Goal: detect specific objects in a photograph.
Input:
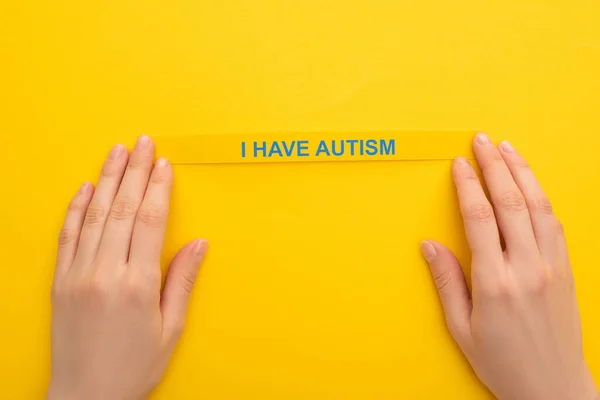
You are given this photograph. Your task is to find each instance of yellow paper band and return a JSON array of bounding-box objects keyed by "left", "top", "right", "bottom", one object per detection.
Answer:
[{"left": 152, "top": 131, "right": 476, "bottom": 165}]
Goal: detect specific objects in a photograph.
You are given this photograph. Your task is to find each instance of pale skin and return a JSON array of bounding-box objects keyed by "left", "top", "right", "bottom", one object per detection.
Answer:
[
  {"left": 48, "top": 134, "right": 598, "bottom": 400},
  {"left": 48, "top": 136, "right": 208, "bottom": 400}
]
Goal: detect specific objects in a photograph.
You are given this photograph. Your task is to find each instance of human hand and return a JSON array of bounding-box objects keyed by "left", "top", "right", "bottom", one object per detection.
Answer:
[
  {"left": 48, "top": 136, "right": 208, "bottom": 400},
  {"left": 421, "top": 133, "right": 598, "bottom": 400}
]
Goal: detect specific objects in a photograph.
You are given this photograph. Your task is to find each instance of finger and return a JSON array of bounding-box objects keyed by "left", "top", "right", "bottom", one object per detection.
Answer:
[
  {"left": 453, "top": 157, "right": 503, "bottom": 263},
  {"left": 421, "top": 240, "right": 472, "bottom": 347},
  {"left": 56, "top": 182, "right": 94, "bottom": 279},
  {"left": 98, "top": 135, "right": 155, "bottom": 264},
  {"left": 473, "top": 133, "right": 537, "bottom": 259},
  {"left": 129, "top": 158, "right": 173, "bottom": 268},
  {"left": 498, "top": 141, "right": 558, "bottom": 265},
  {"left": 161, "top": 240, "right": 208, "bottom": 344},
  {"left": 75, "top": 144, "right": 128, "bottom": 264}
]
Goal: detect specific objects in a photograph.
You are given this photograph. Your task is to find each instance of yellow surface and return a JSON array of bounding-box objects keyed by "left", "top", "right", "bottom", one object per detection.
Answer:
[{"left": 1, "top": 1, "right": 600, "bottom": 399}]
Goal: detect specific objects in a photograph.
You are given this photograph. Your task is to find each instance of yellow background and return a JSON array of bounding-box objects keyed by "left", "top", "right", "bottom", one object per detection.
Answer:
[{"left": 1, "top": 1, "right": 600, "bottom": 399}]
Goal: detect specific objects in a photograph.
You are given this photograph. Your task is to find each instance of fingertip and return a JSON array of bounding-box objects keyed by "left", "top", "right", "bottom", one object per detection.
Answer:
[
  {"left": 452, "top": 157, "right": 475, "bottom": 182},
  {"left": 69, "top": 182, "right": 94, "bottom": 209},
  {"left": 108, "top": 144, "right": 127, "bottom": 160},
  {"left": 499, "top": 140, "right": 515, "bottom": 154},
  {"left": 420, "top": 241, "right": 438, "bottom": 263},
  {"left": 474, "top": 132, "right": 491, "bottom": 146},
  {"left": 454, "top": 156, "right": 470, "bottom": 167},
  {"left": 69, "top": 182, "right": 94, "bottom": 211},
  {"left": 155, "top": 157, "right": 170, "bottom": 169},
  {"left": 135, "top": 134, "right": 152, "bottom": 150},
  {"left": 78, "top": 181, "right": 93, "bottom": 194},
  {"left": 192, "top": 239, "right": 209, "bottom": 258},
  {"left": 101, "top": 144, "right": 129, "bottom": 177},
  {"left": 149, "top": 157, "right": 173, "bottom": 184}
]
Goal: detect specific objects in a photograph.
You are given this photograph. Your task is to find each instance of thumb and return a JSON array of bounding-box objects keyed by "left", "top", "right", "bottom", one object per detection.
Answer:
[
  {"left": 421, "top": 240, "right": 472, "bottom": 346},
  {"left": 161, "top": 239, "right": 208, "bottom": 343}
]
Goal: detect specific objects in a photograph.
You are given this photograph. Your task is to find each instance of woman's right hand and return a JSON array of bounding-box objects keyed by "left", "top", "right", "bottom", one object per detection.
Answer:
[{"left": 421, "top": 133, "right": 598, "bottom": 400}]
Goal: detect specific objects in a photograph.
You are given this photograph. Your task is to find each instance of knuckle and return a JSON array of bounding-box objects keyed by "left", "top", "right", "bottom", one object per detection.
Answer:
[
  {"left": 137, "top": 203, "right": 167, "bottom": 227},
  {"left": 87, "top": 275, "right": 111, "bottom": 302},
  {"left": 58, "top": 228, "right": 80, "bottom": 247},
  {"left": 527, "top": 268, "right": 551, "bottom": 294},
  {"left": 465, "top": 203, "right": 495, "bottom": 224},
  {"left": 532, "top": 196, "right": 553, "bottom": 215},
  {"left": 498, "top": 191, "right": 527, "bottom": 213},
  {"left": 433, "top": 270, "right": 452, "bottom": 291},
  {"left": 179, "top": 270, "right": 198, "bottom": 295},
  {"left": 463, "top": 172, "right": 480, "bottom": 182},
  {"left": 110, "top": 197, "right": 138, "bottom": 221},
  {"left": 556, "top": 267, "right": 571, "bottom": 284},
  {"left": 490, "top": 151, "right": 504, "bottom": 162},
  {"left": 84, "top": 205, "right": 106, "bottom": 226}
]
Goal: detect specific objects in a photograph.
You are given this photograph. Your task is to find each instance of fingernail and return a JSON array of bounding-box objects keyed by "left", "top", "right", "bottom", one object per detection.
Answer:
[
  {"left": 108, "top": 144, "right": 124, "bottom": 160},
  {"left": 476, "top": 132, "right": 491, "bottom": 145},
  {"left": 136, "top": 135, "right": 151, "bottom": 150},
  {"left": 79, "top": 182, "right": 91, "bottom": 194},
  {"left": 454, "top": 156, "right": 468, "bottom": 166},
  {"left": 420, "top": 241, "right": 437, "bottom": 262},
  {"left": 156, "top": 157, "right": 169, "bottom": 168},
  {"left": 193, "top": 240, "right": 208, "bottom": 257},
  {"left": 500, "top": 141, "right": 515, "bottom": 153}
]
